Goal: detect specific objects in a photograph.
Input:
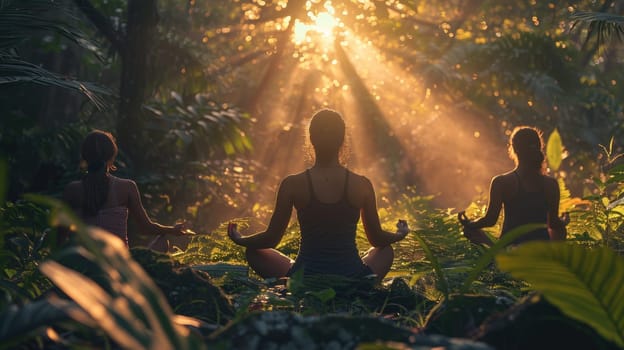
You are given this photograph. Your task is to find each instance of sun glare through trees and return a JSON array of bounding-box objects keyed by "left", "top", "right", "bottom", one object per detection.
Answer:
[
  {"left": 237, "top": 0, "right": 509, "bottom": 211},
  {"left": 2, "top": 1, "right": 624, "bottom": 348},
  {"left": 293, "top": 3, "right": 341, "bottom": 45}
]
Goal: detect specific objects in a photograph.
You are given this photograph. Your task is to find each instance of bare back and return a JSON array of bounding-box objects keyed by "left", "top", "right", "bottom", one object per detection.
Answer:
[
  {"left": 64, "top": 175, "right": 134, "bottom": 214},
  {"left": 63, "top": 175, "right": 160, "bottom": 238},
  {"left": 481, "top": 170, "right": 561, "bottom": 242}
]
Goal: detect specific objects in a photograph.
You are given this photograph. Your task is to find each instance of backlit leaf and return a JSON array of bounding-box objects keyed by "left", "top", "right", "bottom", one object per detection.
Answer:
[
  {"left": 497, "top": 242, "right": 624, "bottom": 348},
  {"left": 546, "top": 128, "right": 563, "bottom": 171}
]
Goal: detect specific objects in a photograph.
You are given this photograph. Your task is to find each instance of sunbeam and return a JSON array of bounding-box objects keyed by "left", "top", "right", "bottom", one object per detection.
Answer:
[
  {"left": 219, "top": 1, "right": 519, "bottom": 222},
  {"left": 335, "top": 33, "right": 511, "bottom": 208},
  {"left": 293, "top": 2, "right": 342, "bottom": 46},
  {"left": 251, "top": 26, "right": 512, "bottom": 210}
]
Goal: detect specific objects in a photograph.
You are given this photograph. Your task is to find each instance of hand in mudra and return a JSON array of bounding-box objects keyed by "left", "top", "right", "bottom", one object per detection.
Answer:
[
  {"left": 560, "top": 212, "right": 570, "bottom": 226},
  {"left": 396, "top": 219, "right": 409, "bottom": 241},
  {"left": 458, "top": 211, "right": 472, "bottom": 227},
  {"left": 227, "top": 222, "right": 243, "bottom": 245},
  {"left": 174, "top": 221, "right": 196, "bottom": 236},
  {"left": 458, "top": 211, "right": 493, "bottom": 246}
]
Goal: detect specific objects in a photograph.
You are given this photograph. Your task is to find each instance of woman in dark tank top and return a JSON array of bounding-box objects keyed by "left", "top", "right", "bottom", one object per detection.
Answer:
[
  {"left": 458, "top": 126, "right": 568, "bottom": 246},
  {"left": 227, "top": 109, "right": 410, "bottom": 280},
  {"left": 292, "top": 169, "right": 368, "bottom": 277}
]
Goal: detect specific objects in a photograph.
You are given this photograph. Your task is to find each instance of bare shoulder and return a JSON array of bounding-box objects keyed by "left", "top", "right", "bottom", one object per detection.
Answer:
[
  {"left": 64, "top": 180, "right": 82, "bottom": 192},
  {"left": 491, "top": 172, "right": 512, "bottom": 186},
  {"left": 499, "top": 170, "right": 517, "bottom": 179},
  {"left": 277, "top": 172, "right": 307, "bottom": 195},
  {"left": 108, "top": 176, "right": 138, "bottom": 204},
  {"left": 350, "top": 171, "right": 373, "bottom": 188},
  {"left": 110, "top": 175, "right": 136, "bottom": 189},
  {"left": 63, "top": 180, "right": 82, "bottom": 199},
  {"left": 345, "top": 171, "right": 374, "bottom": 207},
  {"left": 543, "top": 175, "right": 558, "bottom": 185},
  {"left": 281, "top": 172, "right": 305, "bottom": 186},
  {"left": 542, "top": 175, "right": 559, "bottom": 191},
  {"left": 347, "top": 170, "right": 374, "bottom": 199}
]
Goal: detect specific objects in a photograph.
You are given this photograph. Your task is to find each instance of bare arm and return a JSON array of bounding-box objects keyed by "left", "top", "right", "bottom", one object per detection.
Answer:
[
  {"left": 462, "top": 176, "right": 504, "bottom": 229},
  {"left": 545, "top": 177, "right": 567, "bottom": 240},
  {"left": 360, "top": 177, "right": 408, "bottom": 247},
  {"left": 228, "top": 176, "right": 294, "bottom": 249},
  {"left": 127, "top": 180, "right": 183, "bottom": 236}
]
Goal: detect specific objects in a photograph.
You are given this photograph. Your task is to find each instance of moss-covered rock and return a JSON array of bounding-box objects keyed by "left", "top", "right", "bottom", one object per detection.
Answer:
[
  {"left": 473, "top": 294, "right": 619, "bottom": 350},
  {"left": 207, "top": 310, "right": 493, "bottom": 349},
  {"left": 130, "top": 247, "right": 234, "bottom": 324},
  {"left": 424, "top": 294, "right": 513, "bottom": 337}
]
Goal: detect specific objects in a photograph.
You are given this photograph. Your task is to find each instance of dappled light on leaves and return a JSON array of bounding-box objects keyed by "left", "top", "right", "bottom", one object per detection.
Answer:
[{"left": 4, "top": 2, "right": 624, "bottom": 348}]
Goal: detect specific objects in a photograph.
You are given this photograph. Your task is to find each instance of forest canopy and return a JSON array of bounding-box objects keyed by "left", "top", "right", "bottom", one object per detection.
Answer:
[{"left": 1, "top": 1, "right": 624, "bottom": 349}]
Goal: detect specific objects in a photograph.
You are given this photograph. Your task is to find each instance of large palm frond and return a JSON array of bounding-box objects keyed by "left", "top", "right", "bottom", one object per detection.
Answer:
[
  {"left": 0, "top": 0, "right": 109, "bottom": 106},
  {"left": 571, "top": 11, "right": 624, "bottom": 46}
]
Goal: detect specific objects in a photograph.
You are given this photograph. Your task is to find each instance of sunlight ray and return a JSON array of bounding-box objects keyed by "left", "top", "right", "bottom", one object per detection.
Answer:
[
  {"left": 336, "top": 33, "right": 511, "bottom": 207},
  {"left": 244, "top": 20, "right": 513, "bottom": 212}
]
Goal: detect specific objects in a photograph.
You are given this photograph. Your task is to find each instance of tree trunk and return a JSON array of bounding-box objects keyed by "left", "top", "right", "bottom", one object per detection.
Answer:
[{"left": 117, "top": 0, "right": 159, "bottom": 167}]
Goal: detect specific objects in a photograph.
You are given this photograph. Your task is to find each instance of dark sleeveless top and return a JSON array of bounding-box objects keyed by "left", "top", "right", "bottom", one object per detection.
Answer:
[
  {"left": 501, "top": 171, "right": 549, "bottom": 244},
  {"left": 288, "top": 169, "right": 372, "bottom": 277}
]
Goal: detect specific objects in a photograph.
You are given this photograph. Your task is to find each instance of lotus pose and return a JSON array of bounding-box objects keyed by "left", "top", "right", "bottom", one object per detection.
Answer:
[
  {"left": 62, "top": 130, "right": 187, "bottom": 246},
  {"left": 228, "top": 109, "right": 409, "bottom": 280},
  {"left": 458, "top": 126, "right": 568, "bottom": 246}
]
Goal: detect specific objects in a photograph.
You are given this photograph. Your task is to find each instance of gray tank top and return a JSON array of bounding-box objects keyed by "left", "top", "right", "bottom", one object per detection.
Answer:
[{"left": 289, "top": 169, "right": 371, "bottom": 277}]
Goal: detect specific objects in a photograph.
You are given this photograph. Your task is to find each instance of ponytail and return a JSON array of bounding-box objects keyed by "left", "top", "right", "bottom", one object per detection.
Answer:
[
  {"left": 82, "top": 166, "right": 109, "bottom": 216},
  {"left": 80, "top": 130, "right": 118, "bottom": 216}
]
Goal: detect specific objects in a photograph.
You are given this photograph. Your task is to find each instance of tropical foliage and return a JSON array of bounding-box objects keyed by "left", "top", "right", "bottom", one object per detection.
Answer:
[
  {"left": 497, "top": 242, "right": 624, "bottom": 348},
  {"left": 1, "top": 0, "right": 624, "bottom": 349}
]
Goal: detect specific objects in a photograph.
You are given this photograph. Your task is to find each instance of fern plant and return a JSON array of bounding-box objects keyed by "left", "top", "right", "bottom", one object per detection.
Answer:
[
  {"left": 27, "top": 195, "right": 206, "bottom": 350},
  {"left": 566, "top": 138, "right": 624, "bottom": 249}
]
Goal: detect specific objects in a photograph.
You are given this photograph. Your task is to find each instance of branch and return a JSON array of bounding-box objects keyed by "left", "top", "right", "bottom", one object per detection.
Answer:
[{"left": 72, "top": 0, "right": 124, "bottom": 52}]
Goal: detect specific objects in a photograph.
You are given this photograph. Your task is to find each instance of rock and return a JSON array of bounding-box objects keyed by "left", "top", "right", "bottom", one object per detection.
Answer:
[
  {"left": 473, "top": 293, "right": 620, "bottom": 350},
  {"left": 424, "top": 294, "right": 513, "bottom": 337},
  {"left": 130, "top": 247, "right": 234, "bottom": 324},
  {"left": 208, "top": 310, "right": 493, "bottom": 349}
]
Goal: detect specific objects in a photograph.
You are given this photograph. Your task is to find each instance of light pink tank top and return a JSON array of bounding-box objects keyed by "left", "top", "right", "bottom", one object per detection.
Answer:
[{"left": 83, "top": 176, "right": 129, "bottom": 245}]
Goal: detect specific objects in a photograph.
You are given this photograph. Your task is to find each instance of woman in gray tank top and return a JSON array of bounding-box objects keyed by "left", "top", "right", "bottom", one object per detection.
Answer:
[{"left": 228, "top": 109, "right": 410, "bottom": 281}]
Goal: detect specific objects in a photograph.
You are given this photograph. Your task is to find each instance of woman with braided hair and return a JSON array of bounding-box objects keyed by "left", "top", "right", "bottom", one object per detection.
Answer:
[
  {"left": 62, "top": 130, "right": 187, "bottom": 247},
  {"left": 458, "top": 126, "right": 568, "bottom": 246}
]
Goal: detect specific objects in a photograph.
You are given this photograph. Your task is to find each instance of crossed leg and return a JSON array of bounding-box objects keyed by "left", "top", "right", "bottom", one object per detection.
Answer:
[
  {"left": 245, "top": 248, "right": 294, "bottom": 278},
  {"left": 362, "top": 245, "right": 394, "bottom": 281},
  {"left": 246, "top": 246, "right": 393, "bottom": 281}
]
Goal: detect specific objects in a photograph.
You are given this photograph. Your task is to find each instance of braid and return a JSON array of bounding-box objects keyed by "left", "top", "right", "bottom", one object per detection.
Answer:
[{"left": 80, "top": 130, "right": 118, "bottom": 216}]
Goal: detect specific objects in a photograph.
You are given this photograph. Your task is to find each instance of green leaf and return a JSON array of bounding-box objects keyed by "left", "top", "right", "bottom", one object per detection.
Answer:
[
  {"left": 0, "top": 298, "right": 78, "bottom": 344},
  {"left": 306, "top": 288, "right": 336, "bottom": 303},
  {"left": 27, "top": 195, "right": 204, "bottom": 349},
  {"left": 412, "top": 230, "right": 449, "bottom": 299},
  {"left": 497, "top": 242, "right": 624, "bottom": 348},
  {"left": 460, "top": 223, "right": 545, "bottom": 294},
  {"left": 40, "top": 260, "right": 149, "bottom": 350},
  {"left": 546, "top": 128, "right": 563, "bottom": 171}
]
